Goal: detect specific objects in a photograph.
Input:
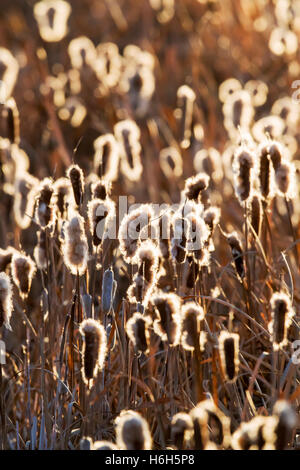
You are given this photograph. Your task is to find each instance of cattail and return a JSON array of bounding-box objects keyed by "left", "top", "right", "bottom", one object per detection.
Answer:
[
  {"left": 53, "top": 177, "right": 71, "bottom": 218},
  {"left": 34, "top": 229, "right": 47, "bottom": 270},
  {"left": 170, "top": 413, "right": 193, "bottom": 450},
  {"left": 115, "top": 410, "right": 152, "bottom": 450},
  {"left": 126, "top": 312, "right": 151, "bottom": 353},
  {"left": 35, "top": 177, "right": 56, "bottom": 229},
  {"left": 159, "top": 147, "right": 183, "bottom": 179},
  {"left": 227, "top": 231, "right": 245, "bottom": 280},
  {"left": 87, "top": 198, "right": 116, "bottom": 247},
  {"left": 79, "top": 318, "right": 107, "bottom": 384},
  {"left": 268, "top": 140, "right": 284, "bottom": 172},
  {"left": 114, "top": 120, "right": 143, "bottom": 182},
  {"left": 95, "top": 42, "right": 121, "bottom": 89},
  {"left": 93, "top": 134, "right": 119, "bottom": 182},
  {"left": 249, "top": 191, "right": 263, "bottom": 238},
  {"left": 257, "top": 143, "right": 274, "bottom": 202},
  {"left": 223, "top": 90, "right": 254, "bottom": 139},
  {"left": 68, "top": 36, "right": 97, "bottom": 69},
  {"left": 67, "top": 164, "right": 84, "bottom": 207},
  {"left": 273, "top": 400, "right": 297, "bottom": 450},
  {"left": 193, "top": 148, "right": 223, "bottom": 184},
  {"left": 11, "top": 252, "right": 36, "bottom": 299},
  {"left": 198, "top": 399, "right": 231, "bottom": 448},
  {"left": 231, "top": 421, "right": 256, "bottom": 450},
  {"left": 93, "top": 441, "right": 118, "bottom": 450},
  {"left": 92, "top": 179, "right": 112, "bottom": 200},
  {"left": 136, "top": 240, "right": 160, "bottom": 285},
  {"left": 269, "top": 292, "right": 295, "bottom": 350},
  {"left": 177, "top": 85, "right": 196, "bottom": 149},
  {"left": 186, "top": 211, "right": 210, "bottom": 265},
  {"left": 189, "top": 404, "right": 209, "bottom": 450},
  {"left": 0, "top": 272, "right": 13, "bottom": 329},
  {"left": 14, "top": 173, "right": 39, "bottom": 229},
  {"left": 181, "top": 302, "right": 205, "bottom": 351},
  {"left": 34, "top": 0, "right": 71, "bottom": 42},
  {"left": 152, "top": 292, "right": 182, "bottom": 346},
  {"left": 219, "top": 78, "right": 242, "bottom": 104},
  {"left": 102, "top": 267, "right": 114, "bottom": 314},
  {"left": 183, "top": 173, "right": 209, "bottom": 202},
  {"left": 118, "top": 205, "right": 155, "bottom": 263},
  {"left": 244, "top": 80, "right": 268, "bottom": 107},
  {"left": 233, "top": 146, "right": 255, "bottom": 203},
  {"left": 218, "top": 331, "right": 240, "bottom": 382},
  {"left": 62, "top": 212, "right": 88, "bottom": 275},
  {"left": 275, "top": 160, "right": 296, "bottom": 199}
]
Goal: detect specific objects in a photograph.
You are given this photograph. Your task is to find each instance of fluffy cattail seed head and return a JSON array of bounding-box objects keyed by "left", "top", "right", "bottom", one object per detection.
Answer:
[
  {"left": 88, "top": 198, "right": 116, "bottom": 247},
  {"left": 115, "top": 410, "right": 152, "bottom": 450},
  {"left": 54, "top": 177, "right": 71, "bottom": 218},
  {"left": 181, "top": 302, "right": 205, "bottom": 351},
  {"left": 11, "top": 252, "right": 36, "bottom": 299},
  {"left": 273, "top": 400, "right": 297, "bottom": 450},
  {"left": 93, "top": 133, "right": 119, "bottom": 182},
  {"left": 67, "top": 164, "right": 84, "bottom": 207},
  {"left": 269, "top": 292, "right": 295, "bottom": 350},
  {"left": 35, "top": 177, "right": 56, "bottom": 230},
  {"left": 257, "top": 143, "right": 274, "bottom": 202},
  {"left": 126, "top": 312, "right": 151, "bottom": 353},
  {"left": 218, "top": 331, "right": 240, "bottom": 382},
  {"left": 92, "top": 179, "right": 112, "bottom": 201},
  {"left": 152, "top": 292, "right": 182, "bottom": 346},
  {"left": 34, "top": 229, "right": 47, "bottom": 270},
  {"left": 183, "top": 173, "right": 209, "bottom": 202},
  {"left": 0, "top": 272, "right": 13, "bottom": 329},
  {"left": 233, "top": 146, "right": 255, "bottom": 203},
  {"left": 79, "top": 319, "right": 107, "bottom": 384},
  {"left": 63, "top": 212, "right": 88, "bottom": 275}
]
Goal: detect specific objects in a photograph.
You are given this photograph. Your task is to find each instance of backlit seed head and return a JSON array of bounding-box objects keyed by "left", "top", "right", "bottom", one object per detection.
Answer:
[
  {"left": 189, "top": 404, "right": 209, "bottom": 450},
  {"left": 118, "top": 205, "right": 155, "bottom": 263},
  {"left": 159, "top": 147, "right": 183, "bottom": 179},
  {"left": 87, "top": 198, "right": 116, "bottom": 247},
  {"left": 181, "top": 302, "right": 205, "bottom": 351},
  {"left": 79, "top": 319, "right": 107, "bottom": 384},
  {"left": 198, "top": 399, "right": 231, "bottom": 448},
  {"left": 136, "top": 240, "right": 160, "bottom": 285},
  {"left": 35, "top": 177, "right": 56, "bottom": 230},
  {"left": 115, "top": 410, "right": 152, "bottom": 450},
  {"left": 53, "top": 177, "right": 71, "bottom": 218},
  {"left": 67, "top": 164, "right": 84, "bottom": 207},
  {"left": 126, "top": 312, "right": 151, "bottom": 353},
  {"left": 62, "top": 212, "right": 88, "bottom": 275},
  {"left": 34, "top": 0, "right": 71, "bottom": 42},
  {"left": 11, "top": 252, "right": 36, "bottom": 299},
  {"left": 152, "top": 292, "right": 182, "bottom": 346},
  {"left": 257, "top": 142, "right": 275, "bottom": 202},
  {"left": 269, "top": 292, "right": 295, "bottom": 350},
  {"left": 273, "top": 400, "right": 297, "bottom": 450},
  {"left": 114, "top": 120, "right": 143, "bottom": 182},
  {"left": 218, "top": 331, "right": 240, "bottom": 382},
  {"left": 183, "top": 173, "right": 210, "bottom": 201},
  {"left": 91, "top": 179, "right": 112, "bottom": 201},
  {"left": 233, "top": 146, "right": 255, "bottom": 203},
  {"left": 93, "top": 134, "right": 119, "bottom": 182}
]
